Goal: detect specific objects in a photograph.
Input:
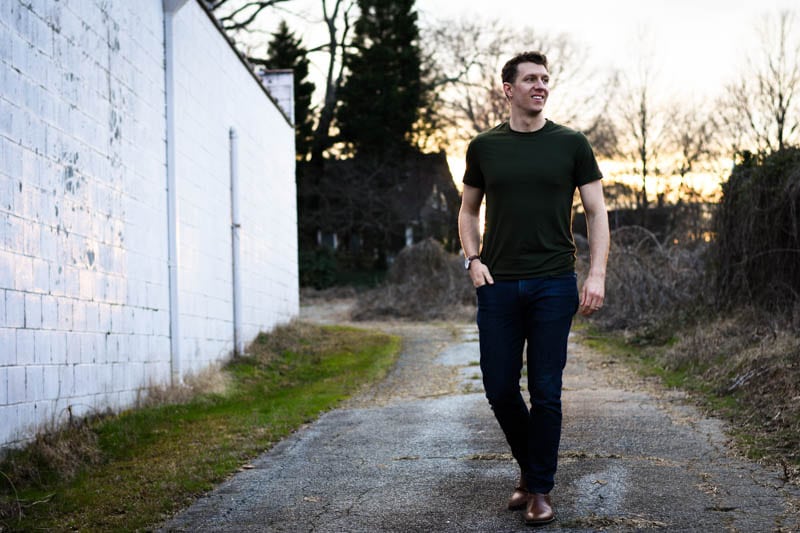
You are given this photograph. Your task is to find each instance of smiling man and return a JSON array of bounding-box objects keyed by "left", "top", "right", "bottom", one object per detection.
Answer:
[{"left": 458, "top": 51, "right": 609, "bottom": 526}]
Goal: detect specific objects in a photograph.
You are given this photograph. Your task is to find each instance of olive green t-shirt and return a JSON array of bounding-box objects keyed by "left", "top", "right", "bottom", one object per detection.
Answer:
[{"left": 463, "top": 120, "right": 602, "bottom": 280}]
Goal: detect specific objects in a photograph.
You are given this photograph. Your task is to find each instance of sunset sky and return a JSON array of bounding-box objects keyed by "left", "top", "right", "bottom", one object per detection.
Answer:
[
  {"left": 244, "top": 0, "right": 798, "bottom": 193},
  {"left": 420, "top": 0, "right": 798, "bottom": 99},
  {"left": 260, "top": 0, "right": 798, "bottom": 101}
]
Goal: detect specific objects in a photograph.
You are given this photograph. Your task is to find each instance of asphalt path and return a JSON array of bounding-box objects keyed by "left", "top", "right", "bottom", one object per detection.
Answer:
[{"left": 159, "top": 313, "right": 800, "bottom": 532}]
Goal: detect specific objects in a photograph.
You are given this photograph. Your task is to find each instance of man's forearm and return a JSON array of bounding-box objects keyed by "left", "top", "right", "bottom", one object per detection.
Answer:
[
  {"left": 458, "top": 210, "right": 482, "bottom": 257},
  {"left": 585, "top": 210, "right": 610, "bottom": 277}
]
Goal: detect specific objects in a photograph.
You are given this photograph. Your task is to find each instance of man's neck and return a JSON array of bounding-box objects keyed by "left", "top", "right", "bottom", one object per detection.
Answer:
[{"left": 508, "top": 113, "right": 546, "bottom": 133}]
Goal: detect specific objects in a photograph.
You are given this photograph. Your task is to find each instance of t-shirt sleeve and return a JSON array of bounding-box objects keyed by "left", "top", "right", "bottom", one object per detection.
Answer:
[
  {"left": 573, "top": 132, "right": 603, "bottom": 187},
  {"left": 463, "top": 139, "right": 485, "bottom": 189}
]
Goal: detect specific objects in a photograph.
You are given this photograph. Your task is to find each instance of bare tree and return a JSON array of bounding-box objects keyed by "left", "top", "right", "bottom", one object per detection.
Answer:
[
  {"left": 614, "top": 61, "right": 665, "bottom": 212},
  {"left": 204, "top": 0, "right": 293, "bottom": 31},
  {"left": 205, "top": 0, "right": 355, "bottom": 164},
  {"left": 421, "top": 18, "right": 608, "bottom": 147},
  {"left": 309, "top": 0, "right": 355, "bottom": 165},
  {"left": 666, "top": 102, "right": 719, "bottom": 192},
  {"left": 660, "top": 103, "right": 720, "bottom": 241},
  {"left": 719, "top": 10, "right": 800, "bottom": 155}
]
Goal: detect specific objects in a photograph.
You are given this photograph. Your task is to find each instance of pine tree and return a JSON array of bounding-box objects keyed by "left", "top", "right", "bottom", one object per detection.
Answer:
[
  {"left": 337, "top": 0, "right": 423, "bottom": 157},
  {"left": 266, "top": 20, "right": 315, "bottom": 159}
]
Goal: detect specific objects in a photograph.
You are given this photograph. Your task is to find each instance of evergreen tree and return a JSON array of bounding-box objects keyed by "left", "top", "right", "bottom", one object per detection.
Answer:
[
  {"left": 337, "top": 0, "right": 423, "bottom": 156},
  {"left": 266, "top": 20, "right": 315, "bottom": 159}
]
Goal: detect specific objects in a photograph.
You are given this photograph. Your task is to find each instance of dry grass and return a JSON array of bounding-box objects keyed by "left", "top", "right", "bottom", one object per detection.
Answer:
[
  {"left": 351, "top": 238, "right": 475, "bottom": 321},
  {"left": 661, "top": 309, "right": 800, "bottom": 472},
  {"left": 299, "top": 285, "right": 359, "bottom": 302},
  {"left": 579, "top": 226, "right": 710, "bottom": 335},
  {"left": 248, "top": 320, "right": 372, "bottom": 362},
  {"left": 139, "top": 364, "right": 231, "bottom": 408},
  {"left": 0, "top": 417, "right": 102, "bottom": 489}
]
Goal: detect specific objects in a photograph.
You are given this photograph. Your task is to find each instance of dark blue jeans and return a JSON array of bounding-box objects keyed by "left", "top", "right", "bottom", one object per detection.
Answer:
[{"left": 476, "top": 273, "right": 579, "bottom": 494}]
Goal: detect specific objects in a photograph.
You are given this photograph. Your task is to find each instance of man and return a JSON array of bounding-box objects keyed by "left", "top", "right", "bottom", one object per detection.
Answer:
[{"left": 458, "top": 51, "right": 609, "bottom": 526}]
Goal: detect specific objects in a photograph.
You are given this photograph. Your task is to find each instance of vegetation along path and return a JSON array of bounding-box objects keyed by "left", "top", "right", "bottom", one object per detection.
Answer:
[{"left": 159, "top": 305, "right": 800, "bottom": 532}]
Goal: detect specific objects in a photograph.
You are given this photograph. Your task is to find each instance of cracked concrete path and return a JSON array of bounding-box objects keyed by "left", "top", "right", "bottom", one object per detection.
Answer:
[{"left": 159, "top": 313, "right": 800, "bottom": 532}]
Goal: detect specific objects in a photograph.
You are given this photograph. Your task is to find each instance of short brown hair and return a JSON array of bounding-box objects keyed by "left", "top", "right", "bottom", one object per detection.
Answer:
[{"left": 501, "top": 51, "right": 549, "bottom": 84}]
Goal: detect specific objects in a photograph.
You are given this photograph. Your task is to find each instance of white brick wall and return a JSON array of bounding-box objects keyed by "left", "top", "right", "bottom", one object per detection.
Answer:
[{"left": 0, "top": 0, "right": 298, "bottom": 450}]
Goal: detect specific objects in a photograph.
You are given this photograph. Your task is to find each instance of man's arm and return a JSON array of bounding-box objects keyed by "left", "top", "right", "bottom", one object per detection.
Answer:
[
  {"left": 577, "top": 179, "right": 610, "bottom": 316},
  {"left": 458, "top": 184, "right": 494, "bottom": 287}
]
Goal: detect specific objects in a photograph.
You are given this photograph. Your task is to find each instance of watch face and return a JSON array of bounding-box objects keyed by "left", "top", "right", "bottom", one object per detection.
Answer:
[{"left": 464, "top": 257, "right": 471, "bottom": 270}]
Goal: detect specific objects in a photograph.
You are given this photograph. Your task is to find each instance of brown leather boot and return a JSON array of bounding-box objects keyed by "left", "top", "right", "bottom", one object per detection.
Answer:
[
  {"left": 507, "top": 474, "right": 528, "bottom": 510},
  {"left": 524, "top": 492, "right": 555, "bottom": 525}
]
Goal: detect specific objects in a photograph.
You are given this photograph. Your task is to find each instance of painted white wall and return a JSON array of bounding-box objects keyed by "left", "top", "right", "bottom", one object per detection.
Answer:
[{"left": 0, "top": 0, "right": 298, "bottom": 450}]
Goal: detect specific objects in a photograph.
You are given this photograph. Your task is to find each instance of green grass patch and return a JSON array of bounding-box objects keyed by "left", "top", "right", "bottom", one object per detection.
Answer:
[
  {"left": 0, "top": 322, "right": 400, "bottom": 532},
  {"left": 578, "top": 323, "right": 724, "bottom": 397}
]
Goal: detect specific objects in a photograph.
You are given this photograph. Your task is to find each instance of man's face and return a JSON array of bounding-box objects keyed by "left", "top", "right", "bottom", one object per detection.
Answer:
[{"left": 503, "top": 62, "right": 549, "bottom": 115}]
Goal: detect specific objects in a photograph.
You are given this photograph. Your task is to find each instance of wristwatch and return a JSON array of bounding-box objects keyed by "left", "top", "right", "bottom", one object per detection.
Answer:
[{"left": 464, "top": 254, "right": 480, "bottom": 270}]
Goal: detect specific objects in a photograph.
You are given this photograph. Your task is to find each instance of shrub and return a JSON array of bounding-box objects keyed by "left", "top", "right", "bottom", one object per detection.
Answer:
[
  {"left": 299, "top": 247, "right": 338, "bottom": 289},
  {"left": 714, "top": 148, "right": 800, "bottom": 312},
  {"left": 581, "top": 226, "right": 710, "bottom": 333},
  {"left": 351, "top": 238, "right": 474, "bottom": 321}
]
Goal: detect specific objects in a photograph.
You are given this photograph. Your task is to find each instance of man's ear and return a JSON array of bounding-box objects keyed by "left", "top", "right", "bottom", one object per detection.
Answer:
[{"left": 502, "top": 82, "right": 512, "bottom": 100}]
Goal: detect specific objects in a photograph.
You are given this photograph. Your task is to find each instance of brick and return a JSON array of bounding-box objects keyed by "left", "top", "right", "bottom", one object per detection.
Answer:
[
  {"left": 85, "top": 301, "right": 99, "bottom": 332},
  {"left": 7, "top": 365, "right": 25, "bottom": 404},
  {"left": 65, "top": 329, "right": 80, "bottom": 359},
  {"left": 41, "top": 294, "right": 58, "bottom": 329},
  {"left": 42, "top": 365, "right": 59, "bottom": 400},
  {"left": 98, "top": 302, "right": 112, "bottom": 333},
  {"left": 96, "top": 363, "right": 111, "bottom": 392},
  {"left": 49, "top": 331, "right": 66, "bottom": 364},
  {"left": 15, "top": 402, "right": 37, "bottom": 441},
  {"left": 25, "top": 365, "right": 43, "bottom": 402},
  {"left": 24, "top": 293, "right": 42, "bottom": 328},
  {"left": 39, "top": 225, "right": 58, "bottom": 262},
  {"left": 0, "top": 366, "right": 7, "bottom": 404},
  {"left": 32, "top": 257, "right": 49, "bottom": 293},
  {"left": 94, "top": 332, "right": 107, "bottom": 363},
  {"left": 58, "top": 364, "right": 74, "bottom": 397},
  {"left": 63, "top": 265, "right": 80, "bottom": 298},
  {"left": 111, "top": 305, "right": 125, "bottom": 333},
  {"left": 0, "top": 328, "right": 15, "bottom": 365},
  {"left": 73, "top": 364, "right": 96, "bottom": 396},
  {"left": 0, "top": 249, "right": 13, "bottom": 289},
  {"left": 0, "top": 406, "right": 14, "bottom": 445},
  {"left": 79, "top": 333, "right": 96, "bottom": 363},
  {"left": 127, "top": 362, "right": 144, "bottom": 391},
  {"left": 57, "top": 297, "right": 73, "bottom": 330},
  {"left": 33, "top": 330, "right": 51, "bottom": 363},
  {"left": 72, "top": 299, "right": 86, "bottom": 330},
  {"left": 49, "top": 262, "right": 65, "bottom": 297},
  {"left": 22, "top": 219, "right": 40, "bottom": 256},
  {"left": 15, "top": 328, "right": 35, "bottom": 364},
  {"left": 34, "top": 400, "right": 54, "bottom": 430},
  {"left": 67, "top": 398, "right": 93, "bottom": 420},
  {"left": 5, "top": 290, "right": 24, "bottom": 328},
  {"left": 13, "top": 254, "right": 33, "bottom": 292}
]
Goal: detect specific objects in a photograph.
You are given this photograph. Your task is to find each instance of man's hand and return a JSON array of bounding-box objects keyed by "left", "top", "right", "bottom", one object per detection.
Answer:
[
  {"left": 578, "top": 273, "right": 605, "bottom": 316},
  {"left": 468, "top": 260, "right": 494, "bottom": 288}
]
